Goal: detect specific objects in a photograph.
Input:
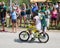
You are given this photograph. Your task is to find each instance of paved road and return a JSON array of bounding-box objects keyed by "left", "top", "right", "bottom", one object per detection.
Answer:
[{"left": 0, "top": 30, "right": 60, "bottom": 48}]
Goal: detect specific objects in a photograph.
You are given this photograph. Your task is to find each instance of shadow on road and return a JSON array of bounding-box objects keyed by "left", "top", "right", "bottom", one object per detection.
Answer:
[{"left": 14, "top": 39, "right": 42, "bottom": 43}]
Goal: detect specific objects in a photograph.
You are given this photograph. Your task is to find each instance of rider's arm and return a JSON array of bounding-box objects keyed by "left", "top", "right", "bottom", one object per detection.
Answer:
[{"left": 33, "top": 19, "right": 36, "bottom": 25}]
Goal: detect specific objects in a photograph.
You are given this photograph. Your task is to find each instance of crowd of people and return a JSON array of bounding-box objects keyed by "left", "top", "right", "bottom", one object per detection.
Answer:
[{"left": 0, "top": 1, "right": 60, "bottom": 32}]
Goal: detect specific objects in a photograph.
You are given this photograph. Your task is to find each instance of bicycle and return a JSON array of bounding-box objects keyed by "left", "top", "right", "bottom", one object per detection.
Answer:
[{"left": 19, "top": 22, "right": 49, "bottom": 43}]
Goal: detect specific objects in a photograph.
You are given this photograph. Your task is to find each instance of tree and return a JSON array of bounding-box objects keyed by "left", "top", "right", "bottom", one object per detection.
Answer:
[
  {"left": 50, "top": 0, "right": 59, "bottom": 2},
  {"left": 0, "top": 0, "right": 8, "bottom": 6},
  {"left": 19, "top": 0, "right": 30, "bottom": 5}
]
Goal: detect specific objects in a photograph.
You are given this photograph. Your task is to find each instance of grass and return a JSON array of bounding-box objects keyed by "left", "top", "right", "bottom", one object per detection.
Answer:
[{"left": 0, "top": 18, "right": 60, "bottom": 30}]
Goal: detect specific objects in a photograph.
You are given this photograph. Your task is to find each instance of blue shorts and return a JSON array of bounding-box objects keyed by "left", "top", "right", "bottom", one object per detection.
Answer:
[
  {"left": 1, "top": 18, "right": 5, "bottom": 24},
  {"left": 21, "top": 12, "right": 26, "bottom": 16},
  {"left": 12, "top": 19, "right": 16, "bottom": 23}
]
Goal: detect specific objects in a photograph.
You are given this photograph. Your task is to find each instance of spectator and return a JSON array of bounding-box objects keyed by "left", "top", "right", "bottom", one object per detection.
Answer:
[
  {"left": 45, "top": 6, "right": 51, "bottom": 28},
  {"left": 54, "top": 3, "right": 58, "bottom": 9},
  {"left": 20, "top": 3, "right": 27, "bottom": 27},
  {"left": 32, "top": 3, "right": 38, "bottom": 13},
  {"left": 31, "top": 3, "right": 38, "bottom": 21},
  {"left": 51, "top": 7, "right": 58, "bottom": 26},
  {"left": 16, "top": 6, "right": 21, "bottom": 27},
  {"left": 0, "top": 2, "right": 2, "bottom": 21},
  {"left": 11, "top": 8, "right": 17, "bottom": 32},
  {"left": 57, "top": 3, "right": 60, "bottom": 25},
  {"left": 26, "top": 5, "right": 31, "bottom": 23},
  {"left": 9, "top": 3, "right": 17, "bottom": 26},
  {"left": 0, "top": 2, "right": 6, "bottom": 31}
]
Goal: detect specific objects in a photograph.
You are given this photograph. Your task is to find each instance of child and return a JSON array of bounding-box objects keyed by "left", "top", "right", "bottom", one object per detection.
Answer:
[
  {"left": 11, "top": 8, "right": 17, "bottom": 32},
  {"left": 29, "top": 11, "right": 41, "bottom": 41},
  {"left": 33, "top": 12, "right": 41, "bottom": 33}
]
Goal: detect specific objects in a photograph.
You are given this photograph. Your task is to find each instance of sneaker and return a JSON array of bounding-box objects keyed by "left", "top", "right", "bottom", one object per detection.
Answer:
[
  {"left": 0, "top": 30, "right": 3, "bottom": 32},
  {"left": 30, "top": 34, "right": 34, "bottom": 38},
  {"left": 29, "top": 38, "right": 35, "bottom": 42},
  {"left": 42, "top": 34, "right": 46, "bottom": 39},
  {"left": 2, "top": 30, "right": 8, "bottom": 32}
]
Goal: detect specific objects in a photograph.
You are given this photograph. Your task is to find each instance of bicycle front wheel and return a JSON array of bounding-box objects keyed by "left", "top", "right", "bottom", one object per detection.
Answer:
[{"left": 38, "top": 32, "right": 49, "bottom": 43}]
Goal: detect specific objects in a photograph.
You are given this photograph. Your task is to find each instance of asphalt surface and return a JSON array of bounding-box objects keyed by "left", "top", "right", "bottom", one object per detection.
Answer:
[{"left": 0, "top": 29, "right": 60, "bottom": 48}]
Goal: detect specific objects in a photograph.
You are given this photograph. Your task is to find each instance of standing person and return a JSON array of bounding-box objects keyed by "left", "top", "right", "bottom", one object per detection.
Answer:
[
  {"left": 31, "top": 3, "right": 38, "bottom": 21},
  {"left": 38, "top": 6, "right": 42, "bottom": 19},
  {"left": 0, "top": 2, "right": 2, "bottom": 31},
  {"left": 49, "top": 3, "right": 53, "bottom": 11},
  {"left": 32, "top": 3, "right": 38, "bottom": 13},
  {"left": 54, "top": 3, "right": 58, "bottom": 9},
  {"left": 45, "top": 6, "right": 51, "bottom": 28},
  {"left": 0, "top": 2, "right": 6, "bottom": 31},
  {"left": 26, "top": 5, "right": 31, "bottom": 24},
  {"left": 57, "top": 3, "right": 60, "bottom": 25},
  {"left": 51, "top": 7, "right": 58, "bottom": 26},
  {"left": 9, "top": 3, "right": 17, "bottom": 27},
  {"left": 20, "top": 3, "right": 27, "bottom": 27},
  {"left": 38, "top": 6, "right": 41, "bottom": 13},
  {"left": 0, "top": 2, "right": 2, "bottom": 22},
  {"left": 11, "top": 8, "right": 17, "bottom": 32},
  {"left": 40, "top": 11, "right": 47, "bottom": 35},
  {"left": 16, "top": 6, "right": 21, "bottom": 27}
]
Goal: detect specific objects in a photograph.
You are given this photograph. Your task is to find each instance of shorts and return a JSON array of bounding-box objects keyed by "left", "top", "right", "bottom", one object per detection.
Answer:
[
  {"left": 1, "top": 18, "right": 5, "bottom": 24},
  {"left": 21, "top": 11, "right": 26, "bottom": 16},
  {"left": 12, "top": 19, "right": 16, "bottom": 23},
  {"left": 51, "top": 17, "right": 57, "bottom": 21}
]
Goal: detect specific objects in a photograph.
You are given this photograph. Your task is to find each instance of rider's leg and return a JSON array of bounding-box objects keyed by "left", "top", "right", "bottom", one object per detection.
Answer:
[{"left": 43, "top": 26, "right": 47, "bottom": 37}]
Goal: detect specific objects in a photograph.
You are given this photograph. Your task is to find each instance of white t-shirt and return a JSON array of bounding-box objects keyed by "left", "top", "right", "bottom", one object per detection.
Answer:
[
  {"left": 34, "top": 16, "right": 41, "bottom": 31},
  {"left": 34, "top": 16, "right": 41, "bottom": 25},
  {"left": 54, "top": 4, "right": 58, "bottom": 9},
  {"left": 45, "top": 9, "right": 50, "bottom": 18},
  {"left": 38, "top": 13, "right": 41, "bottom": 17}
]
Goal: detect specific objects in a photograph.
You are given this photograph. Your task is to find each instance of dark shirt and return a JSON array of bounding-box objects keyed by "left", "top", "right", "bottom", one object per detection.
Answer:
[
  {"left": 26, "top": 8, "right": 31, "bottom": 14},
  {"left": 0, "top": 6, "right": 6, "bottom": 19},
  {"left": 0, "top": 6, "right": 2, "bottom": 19}
]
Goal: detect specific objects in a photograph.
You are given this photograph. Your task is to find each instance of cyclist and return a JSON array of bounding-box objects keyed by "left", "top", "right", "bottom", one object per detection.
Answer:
[
  {"left": 29, "top": 11, "right": 41, "bottom": 41},
  {"left": 33, "top": 12, "right": 41, "bottom": 32}
]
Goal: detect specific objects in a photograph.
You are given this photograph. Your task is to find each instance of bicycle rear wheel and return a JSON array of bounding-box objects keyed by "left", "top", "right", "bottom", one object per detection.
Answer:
[{"left": 19, "top": 31, "right": 30, "bottom": 41}]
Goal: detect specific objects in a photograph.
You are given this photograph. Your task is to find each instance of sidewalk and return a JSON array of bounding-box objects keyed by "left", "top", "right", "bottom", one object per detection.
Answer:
[
  {"left": 47, "top": 30, "right": 60, "bottom": 32},
  {"left": 0, "top": 27, "right": 60, "bottom": 33},
  {"left": 0, "top": 27, "right": 27, "bottom": 32}
]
